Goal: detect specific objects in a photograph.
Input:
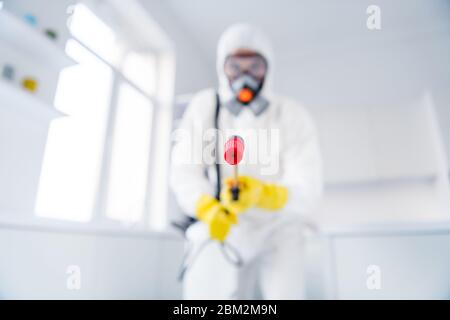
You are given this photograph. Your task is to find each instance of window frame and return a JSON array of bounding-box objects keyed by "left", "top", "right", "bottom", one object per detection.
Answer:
[{"left": 32, "top": 1, "right": 175, "bottom": 231}]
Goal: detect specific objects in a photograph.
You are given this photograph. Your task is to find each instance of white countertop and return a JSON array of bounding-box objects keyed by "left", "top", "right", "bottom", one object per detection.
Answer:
[{"left": 315, "top": 219, "right": 450, "bottom": 237}]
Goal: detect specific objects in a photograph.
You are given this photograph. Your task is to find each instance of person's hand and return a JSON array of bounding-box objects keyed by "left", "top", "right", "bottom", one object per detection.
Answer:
[
  {"left": 196, "top": 194, "right": 238, "bottom": 242},
  {"left": 221, "top": 176, "right": 289, "bottom": 214},
  {"left": 221, "top": 176, "right": 263, "bottom": 214}
]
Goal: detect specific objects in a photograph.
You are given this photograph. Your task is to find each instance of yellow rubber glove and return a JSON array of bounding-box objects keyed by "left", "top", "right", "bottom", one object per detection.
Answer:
[
  {"left": 221, "top": 176, "right": 289, "bottom": 213},
  {"left": 196, "top": 194, "right": 238, "bottom": 242}
]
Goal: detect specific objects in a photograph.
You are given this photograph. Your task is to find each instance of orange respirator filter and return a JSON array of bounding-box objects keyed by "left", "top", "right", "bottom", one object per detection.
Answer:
[{"left": 237, "top": 88, "right": 254, "bottom": 104}]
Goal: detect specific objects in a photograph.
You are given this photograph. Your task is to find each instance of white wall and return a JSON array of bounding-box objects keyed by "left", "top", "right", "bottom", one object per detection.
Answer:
[
  {"left": 138, "top": 0, "right": 215, "bottom": 95},
  {"left": 0, "top": 225, "right": 183, "bottom": 299},
  {"left": 305, "top": 32, "right": 450, "bottom": 224},
  {"left": 294, "top": 3, "right": 447, "bottom": 224},
  {"left": 274, "top": 30, "right": 450, "bottom": 186}
]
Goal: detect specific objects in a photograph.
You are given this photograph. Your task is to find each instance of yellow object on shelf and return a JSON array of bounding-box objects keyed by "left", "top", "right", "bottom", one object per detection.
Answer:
[{"left": 22, "top": 77, "right": 38, "bottom": 93}]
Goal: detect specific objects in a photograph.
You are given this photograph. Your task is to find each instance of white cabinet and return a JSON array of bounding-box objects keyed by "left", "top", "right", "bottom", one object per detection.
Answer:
[
  {"left": 368, "top": 97, "right": 440, "bottom": 180},
  {"left": 328, "top": 226, "right": 450, "bottom": 299},
  {"left": 0, "top": 1, "right": 73, "bottom": 215},
  {"left": 0, "top": 108, "right": 51, "bottom": 215},
  {"left": 314, "top": 94, "right": 443, "bottom": 185},
  {"left": 315, "top": 104, "right": 376, "bottom": 184}
]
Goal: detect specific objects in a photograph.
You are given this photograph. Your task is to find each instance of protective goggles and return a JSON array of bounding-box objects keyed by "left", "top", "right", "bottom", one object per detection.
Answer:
[{"left": 224, "top": 54, "right": 268, "bottom": 81}]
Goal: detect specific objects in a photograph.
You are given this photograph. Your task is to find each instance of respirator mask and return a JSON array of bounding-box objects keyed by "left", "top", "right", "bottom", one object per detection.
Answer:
[{"left": 223, "top": 53, "right": 269, "bottom": 116}]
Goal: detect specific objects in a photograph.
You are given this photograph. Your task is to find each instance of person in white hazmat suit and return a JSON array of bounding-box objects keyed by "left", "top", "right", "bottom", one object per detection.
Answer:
[{"left": 171, "top": 23, "right": 323, "bottom": 300}]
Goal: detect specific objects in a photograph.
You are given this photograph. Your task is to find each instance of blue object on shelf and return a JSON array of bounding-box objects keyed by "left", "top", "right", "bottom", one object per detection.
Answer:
[
  {"left": 23, "top": 13, "right": 38, "bottom": 27},
  {"left": 2, "top": 65, "right": 15, "bottom": 81}
]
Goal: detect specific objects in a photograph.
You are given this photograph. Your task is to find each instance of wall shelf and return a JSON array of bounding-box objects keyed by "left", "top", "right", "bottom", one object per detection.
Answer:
[
  {"left": 0, "top": 9, "right": 75, "bottom": 69},
  {"left": 0, "top": 80, "right": 66, "bottom": 120}
]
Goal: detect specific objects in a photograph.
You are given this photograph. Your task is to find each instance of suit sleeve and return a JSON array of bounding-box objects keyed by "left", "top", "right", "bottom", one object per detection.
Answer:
[{"left": 170, "top": 92, "right": 216, "bottom": 217}]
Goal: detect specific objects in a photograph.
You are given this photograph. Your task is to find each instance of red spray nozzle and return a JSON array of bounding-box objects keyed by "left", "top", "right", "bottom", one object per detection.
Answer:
[{"left": 224, "top": 136, "right": 245, "bottom": 166}]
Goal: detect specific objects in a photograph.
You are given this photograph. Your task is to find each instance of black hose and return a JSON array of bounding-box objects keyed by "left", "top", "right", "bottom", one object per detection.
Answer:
[
  {"left": 177, "top": 92, "right": 243, "bottom": 281},
  {"left": 214, "top": 92, "right": 222, "bottom": 201}
]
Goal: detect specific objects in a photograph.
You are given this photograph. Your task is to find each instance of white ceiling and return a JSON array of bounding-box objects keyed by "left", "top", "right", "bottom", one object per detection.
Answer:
[
  {"left": 161, "top": 0, "right": 450, "bottom": 66},
  {"left": 138, "top": 0, "right": 450, "bottom": 105}
]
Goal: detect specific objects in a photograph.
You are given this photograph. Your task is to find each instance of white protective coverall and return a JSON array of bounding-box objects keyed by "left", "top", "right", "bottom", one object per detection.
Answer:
[{"left": 171, "top": 23, "right": 323, "bottom": 300}]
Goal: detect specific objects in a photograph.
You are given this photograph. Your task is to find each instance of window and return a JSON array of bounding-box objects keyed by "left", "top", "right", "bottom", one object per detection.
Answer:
[
  {"left": 35, "top": 3, "right": 171, "bottom": 227},
  {"left": 35, "top": 39, "right": 113, "bottom": 222},
  {"left": 105, "top": 82, "right": 153, "bottom": 224}
]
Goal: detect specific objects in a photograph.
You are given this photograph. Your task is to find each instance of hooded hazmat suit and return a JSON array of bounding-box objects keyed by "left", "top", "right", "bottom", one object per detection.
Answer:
[{"left": 170, "top": 23, "right": 323, "bottom": 299}]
